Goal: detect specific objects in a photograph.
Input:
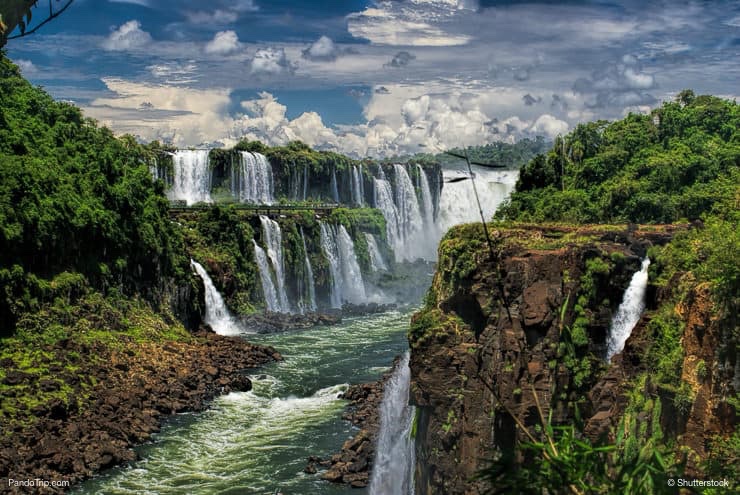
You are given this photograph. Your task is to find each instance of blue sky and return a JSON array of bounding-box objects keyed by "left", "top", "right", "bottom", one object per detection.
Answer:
[{"left": 5, "top": 0, "right": 740, "bottom": 156}]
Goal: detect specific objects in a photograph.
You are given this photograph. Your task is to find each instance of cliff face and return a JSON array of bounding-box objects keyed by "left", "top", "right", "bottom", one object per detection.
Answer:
[{"left": 408, "top": 224, "right": 677, "bottom": 494}]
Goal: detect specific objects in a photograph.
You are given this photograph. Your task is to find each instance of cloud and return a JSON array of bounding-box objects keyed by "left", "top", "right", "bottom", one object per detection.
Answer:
[
  {"left": 375, "top": 86, "right": 391, "bottom": 94},
  {"left": 147, "top": 61, "right": 198, "bottom": 84},
  {"left": 15, "top": 59, "right": 38, "bottom": 75},
  {"left": 573, "top": 55, "right": 657, "bottom": 109},
  {"left": 522, "top": 94, "right": 541, "bottom": 106},
  {"left": 205, "top": 30, "right": 241, "bottom": 55},
  {"left": 234, "top": 0, "right": 259, "bottom": 12},
  {"left": 185, "top": 10, "right": 238, "bottom": 25},
  {"left": 385, "top": 51, "right": 416, "bottom": 68},
  {"left": 108, "top": 0, "right": 150, "bottom": 6},
  {"left": 531, "top": 114, "right": 569, "bottom": 137},
  {"left": 302, "top": 35, "right": 338, "bottom": 61},
  {"left": 250, "top": 47, "right": 293, "bottom": 75},
  {"left": 102, "top": 20, "right": 151, "bottom": 51}
]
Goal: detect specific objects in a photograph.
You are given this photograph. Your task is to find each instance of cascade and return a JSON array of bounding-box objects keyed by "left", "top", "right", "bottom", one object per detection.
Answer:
[
  {"left": 252, "top": 240, "right": 281, "bottom": 312},
  {"left": 417, "top": 164, "right": 435, "bottom": 225},
  {"left": 365, "top": 233, "right": 388, "bottom": 272},
  {"left": 319, "top": 223, "right": 367, "bottom": 308},
  {"left": 190, "top": 260, "right": 241, "bottom": 335},
  {"left": 300, "top": 228, "right": 318, "bottom": 313},
  {"left": 303, "top": 164, "right": 309, "bottom": 201},
  {"left": 330, "top": 168, "right": 340, "bottom": 203},
  {"left": 393, "top": 165, "right": 424, "bottom": 257},
  {"left": 607, "top": 257, "right": 651, "bottom": 360},
  {"left": 373, "top": 178, "right": 402, "bottom": 262},
  {"left": 437, "top": 168, "right": 518, "bottom": 232},
  {"left": 169, "top": 150, "right": 211, "bottom": 205},
  {"left": 351, "top": 165, "right": 365, "bottom": 206},
  {"left": 259, "top": 216, "right": 291, "bottom": 313},
  {"left": 232, "top": 152, "right": 274, "bottom": 204},
  {"left": 369, "top": 352, "right": 416, "bottom": 495}
]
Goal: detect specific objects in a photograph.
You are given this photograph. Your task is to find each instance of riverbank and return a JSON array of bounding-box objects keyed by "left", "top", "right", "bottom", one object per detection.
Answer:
[{"left": 0, "top": 313, "right": 280, "bottom": 494}]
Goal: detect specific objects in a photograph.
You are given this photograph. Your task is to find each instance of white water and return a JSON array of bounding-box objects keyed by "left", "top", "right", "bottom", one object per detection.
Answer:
[
  {"left": 168, "top": 150, "right": 211, "bottom": 205},
  {"left": 365, "top": 233, "right": 389, "bottom": 272},
  {"left": 232, "top": 151, "right": 274, "bottom": 204},
  {"left": 259, "top": 216, "right": 291, "bottom": 313},
  {"left": 319, "top": 223, "right": 367, "bottom": 308},
  {"left": 373, "top": 177, "right": 401, "bottom": 262},
  {"left": 437, "top": 168, "right": 518, "bottom": 233},
  {"left": 607, "top": 257, "right": 651, "bottom": 360},
  {"left": 252, "top": 240, "right": 281, "bottom": 313},
  {"left": 300, "top": 228, "right": 318, "bottom": 313},
  {"left": 190, "top": 260, "right": 242, "bottom": 335},
  {"left": 369, "top": 352, "right": 416, "bottom": 495},
  {"left": 393, "top": 164, "right": 426, "bottom": 260},
  {"left": 352, "top": 165, "right": 365, "bottom": 206},
  {"left": 330, "top": 168, "right": 340, "bottom": 203}
]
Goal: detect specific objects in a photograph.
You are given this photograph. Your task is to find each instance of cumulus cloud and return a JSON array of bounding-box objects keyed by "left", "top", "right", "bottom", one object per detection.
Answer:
[
  {"left": 573, "top": 55, "right": 657, "bottom": 109},
  {"left": 102, "top": 20, "right": 151, "bottom": 51},
  {"left": 15, "top": 59, "right": 38, "bottom": 75},
  {"left": 205, "top": 30, "right": 241, "bottom": 55},
  {"left": 302, "top": 35, "right": 339, "bottom": 61},
  {"left": 385, "top": 51, "right": 416, "bottom": 68},
  {"left": 251, "top": 47, "right": 293, "bottom": 75}
]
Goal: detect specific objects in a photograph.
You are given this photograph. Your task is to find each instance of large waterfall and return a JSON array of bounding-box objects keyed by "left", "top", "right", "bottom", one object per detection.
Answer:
[
  {"left": 365, "top": 233, "right": 388, "bottom": 272},
  {"left": 231, "top": 151, "right": 274, "bottom": 204},
  {"left": 369, "top": 352, "right": 416, "bottom": 495},
  {"left": 190, "top": 260, "right": 242, "bottom": 335},
  {"left": 352, "top": 166, "right": 365, "bottom": 206},
  {"left": 319, "top": 223, "right": 367, "bottom": 308},
  {"left": 257, "top": 216, "right": 291, "bottom": 313},
  {"left": 300, "top": 228, "right": 318, "bottom": 313},
  {"left": 169, "top": 150, "right": 211, "bottom": 205},
  {"left": 607, "top": 257, "right": 651, "bottom": 360}
]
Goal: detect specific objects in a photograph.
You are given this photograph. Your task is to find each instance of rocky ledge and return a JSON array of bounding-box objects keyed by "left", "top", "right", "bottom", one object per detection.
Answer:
[
  {"left": 305, "top": 356, "right": 402, "bottom": 488},
  {"left": 0, "top": 329, "right": 281, "bottom": 494},
  {"left": 242, "top": 311, "right": 341, "bottom": 333}
]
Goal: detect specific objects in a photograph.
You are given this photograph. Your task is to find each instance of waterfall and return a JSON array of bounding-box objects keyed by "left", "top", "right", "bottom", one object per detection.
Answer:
[
  {"left": 330, "top": 168, "right": 340, "bottom": 203},
  {"left": 365, "top": 233, "right": 388, "bottom": 272},
  {"left": 393, "top": 165, "right": 424, "bottom": 256},
  {"left": 319, "top": 223, "right": 367, "bottom": 308},
  {"left": 300, "top": 228, "right": 318, "bottom": 312},
  {"left": 232, "top": 151, "right": 274, "bottom": 204},
  {"left": 373, "top": 178, "right": 401, "bottom": 262},
  {"left": 252, "top": 240, "right": 281, "bottom": 313},
  {"left": 168, "top": 150, "right": 211, "bottom": 205},
  {"left": 417, "top": 165, "right": 435, "bottom": 226},
  {"left": 369, "top": 352, "right": 416, "bottom": 495},
  {"left": 190, "top": 260, "right": 241, "bottom": 335},
  {"left": 607, "top": 257, "right": 651, "bottom": 360},
  {"left": 352, "top": 166, "right": 365, "bottom": 206},
  {"left": 303, "top": 164, "right": 309, "bottom": 201},
  {"left": 258, "top": 216, "right": 291, "bottom": 313}
]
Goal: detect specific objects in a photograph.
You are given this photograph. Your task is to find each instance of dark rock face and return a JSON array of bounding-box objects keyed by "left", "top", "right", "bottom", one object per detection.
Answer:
[
  {"left": 0, "top": 330, "right": 280, "bottom": 494},
  {"left": 408, "top": 225, "right": 675, "bottom": 495},
  {"left": 306, "top": 356, "right": 403, "bottom": 488},
  {"left": 241, "top": 311, "right": 340, "bottom": 333}
]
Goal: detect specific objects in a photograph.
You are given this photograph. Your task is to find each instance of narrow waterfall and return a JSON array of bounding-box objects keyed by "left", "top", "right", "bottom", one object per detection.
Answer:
[
  {"left": 330, "top": 168, "right": 340, "bottom": 203},
  {"left": 365, "top": 233, "right": 388, "bottom": 272},
  {"left": 393, "top": 165, "right": 423, "bottom": 256},
  {"left": 252, "top": 240, "right": 281, "bottom": 312},
  {"left": 259, "top": 216, "right": 291, "bottom": 313},
  {"left": 190, "top": 260, "right": 241, "bottom": 335},
  {"left": 417, "top": 165, "right": 435, "bottom": 225},
  {"left": 369, "top": 352, "right": 416, "bottom": 495},
  {"left": 319, "top": 223, "right": 367, "bottom": 308},
  {"left": 607, "top": 257, "right": 651, "bottom": 360},
  {"left": 300, "top": 228, "right": 318, "bottom": 313},
  {"left": 373, "top": 178, "right": 401, "bottom": 262},
  {"left": 352, "top": 166, "right": 365, "bottom": 206},
  {"left": 232, "top": 151, "right": 274, "bottom": 204},
  {"left": 168, "top": 150, "right": 211, "bottom": 205},
  {"left": 302, "top": 164, "right": 309, "bottom": 201}
]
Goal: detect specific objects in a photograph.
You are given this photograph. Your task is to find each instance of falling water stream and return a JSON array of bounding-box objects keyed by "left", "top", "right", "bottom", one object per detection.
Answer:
[{"left": 607, "top": 257, "right": 651, "bottom": 360}]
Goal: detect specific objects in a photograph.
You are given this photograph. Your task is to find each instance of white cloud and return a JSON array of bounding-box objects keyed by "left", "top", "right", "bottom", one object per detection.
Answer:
[
  {"left": 531, "top": 114, "right": 569, "bottom": 138},
  {"left": 302, "top": 36, "right": 338, "bottom": 61},
  {"left": 102, "top": 20, "right": 151, "bottom": 51},
  {"left": 15, "top": 59, "right": 38, "bottom": 75},
  {"left": 185, "top": 10, "right": 238, "bottom": 25},
  {"left": 251, "top": 47, "right": 293, "bottom": 75},
  {"left": 234, "top": 0, "right": 259, "bottom": 12},
  {"left": 147, "top": 61, "right": 198, "bottom": 84},
  {"left": 108, "top": 0, "right": 150, "bottom": 6},
  {"left": 205, "top": 30, "right": 241, "bottom": 55}
]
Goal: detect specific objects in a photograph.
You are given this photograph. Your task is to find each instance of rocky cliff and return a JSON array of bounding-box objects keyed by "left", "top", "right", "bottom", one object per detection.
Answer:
[{"left": 407, "top": 223, "right": 694, "bottom": 494}]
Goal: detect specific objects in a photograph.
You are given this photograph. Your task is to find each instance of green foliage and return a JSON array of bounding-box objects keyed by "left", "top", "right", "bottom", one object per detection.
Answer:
[
  {"left": 497, "top": 93, "right": 739, "bottom": 224},
  {"left": 0, "top": 54, "right": 189, "bottom": 333}
]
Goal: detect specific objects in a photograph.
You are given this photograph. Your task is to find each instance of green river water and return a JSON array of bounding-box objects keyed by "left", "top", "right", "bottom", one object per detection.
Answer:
[{"left": 73, "top": 310, "right": 412, "bottom": 495}]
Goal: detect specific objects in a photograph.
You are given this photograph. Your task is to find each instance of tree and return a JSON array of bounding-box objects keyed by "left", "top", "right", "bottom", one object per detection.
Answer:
[{"left": 0, "top": 0, "right": 74, "bottom": 48}]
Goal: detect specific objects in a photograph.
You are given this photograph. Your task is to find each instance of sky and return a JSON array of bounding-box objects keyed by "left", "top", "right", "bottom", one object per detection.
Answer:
[{"left": 5, "top": 0, "right": 740, "bottom": 157}]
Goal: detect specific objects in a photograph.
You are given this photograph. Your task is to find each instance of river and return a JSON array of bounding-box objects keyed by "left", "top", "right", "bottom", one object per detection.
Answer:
[{"left": 73, "top": 310, "right": 412, "bottom": 495}]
